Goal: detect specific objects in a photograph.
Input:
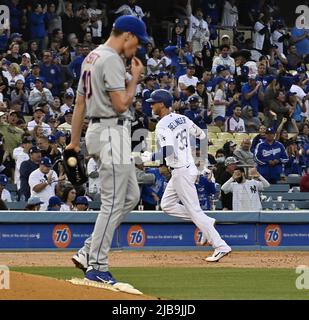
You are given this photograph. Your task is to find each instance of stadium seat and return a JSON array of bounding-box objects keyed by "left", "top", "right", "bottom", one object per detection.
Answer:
[
  {"left": 6, "top": 183, "right": 18, "bottom": 192},
  {"left": 264, "top": 184, "right": 290, "bottom": 193},
  {"left": 211, "top": 139, "right": 225, "bottom": 147},
  {"left": 5, "top": 201, "right": 27, "bottom": 210},
  {"left": 282, "top": 192, "right": 309, "bottom": 201},
  {"left": 288, "top": 70, "right": 297, "bottom": 76},
  {"left": 233, "top": 133, "right": 249, "bottom": 140},
  {"left": 288, "top": 133, "right": 297, "bottom": 140},
  {"left": 208, "top": 132, "right": 218, "bottom": 141},
  {"left": 249, "top": 133, "right": 259, "bottom": 139},
  {"left": 207, "top": 126, "right": 222, "bottom": 133},
  {"left": 88, "top": 201, "right": 101, "bottom": 210},
  {"left": 286, "top": 175, "right": 301, "bottom": 186},
  {"left": 208, "top": 146, "right": 218, "bottom": 156},
  {"left": 258, "top": 112, "right": 265, "bottom": 122},
  {"left": 217, "top": 132, "right": 233, "bottom": 141}
]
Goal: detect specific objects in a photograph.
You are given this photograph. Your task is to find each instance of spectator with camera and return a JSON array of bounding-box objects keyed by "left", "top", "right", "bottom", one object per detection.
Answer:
[{"left": 221, "top": 167, "right": 269, "bottom": 211}]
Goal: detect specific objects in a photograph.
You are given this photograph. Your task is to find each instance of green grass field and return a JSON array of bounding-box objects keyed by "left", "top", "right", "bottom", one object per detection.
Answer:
[{"left": 11, "top": 267, "right": 309, "bottom": 300}]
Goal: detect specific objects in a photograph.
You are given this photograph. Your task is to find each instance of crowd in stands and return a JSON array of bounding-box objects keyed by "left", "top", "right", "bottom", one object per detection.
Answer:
[{"left": 1, "top": 0, "right": 309, "bottom": 211}]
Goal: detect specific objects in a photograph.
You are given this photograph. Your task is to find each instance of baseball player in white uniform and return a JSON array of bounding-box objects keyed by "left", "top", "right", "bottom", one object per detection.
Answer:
[{"left": 142, "top": 89, "right": 231, "bottom": 262}]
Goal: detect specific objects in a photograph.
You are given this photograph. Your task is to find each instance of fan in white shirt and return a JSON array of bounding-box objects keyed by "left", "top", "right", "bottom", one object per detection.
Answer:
[
  {"left": 60, "top": 93, "right": 74, "bottom": 114},
  {"left": 253, "top": 14, "right": 270, "bottom": 51},
  {"left": 60, "top": 186, "right": 76, "bottom": 211},
  {"left": 221, "top": 167, "right": 270, "bottom": 211},
  {"left": 0, "top": 174, "right": 12, "bottom": 202},
  {"left": 13, "top": 137, "right": 32, "bottom": 190},
  {"left": 225, "top": 106, "right": 246, "bottom": 133},
  {"left": 28, "top": 157, "right": 63, "bottom": 210},
  {"left": 27, "top": 107, "right": 51, "bottom": 136},
  {"left": 186, "top": 0, "right": 209, "bottom": 53},
  {"left": 147, "top": 48, "right": 165, "bottom": 75},
  {"left": 114, "top": 1, "right": 145, "bottom": 20},
  {"left": 178, "top": 65, "right": 198, "bottom": 92},
  {"left": 87, "top": 157, "right": 101, "bottom": 194},
  {"left": 221, "top": 0, "right": 238, "bottom": 27}
]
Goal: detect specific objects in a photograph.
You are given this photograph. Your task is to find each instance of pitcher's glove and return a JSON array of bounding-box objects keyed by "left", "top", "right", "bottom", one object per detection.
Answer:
[{"left": 62, "top": 149, "right": 88, "bottom": 186}]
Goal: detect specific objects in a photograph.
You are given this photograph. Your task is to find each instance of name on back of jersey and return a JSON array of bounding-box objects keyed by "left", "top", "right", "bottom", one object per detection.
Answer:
[{"left": 168, "top": 117, "right": 187, "bottom": 131}]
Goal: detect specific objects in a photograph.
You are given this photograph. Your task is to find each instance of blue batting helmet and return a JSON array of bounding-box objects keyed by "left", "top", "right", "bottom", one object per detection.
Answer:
[{"left": 146, "top": 89, "right": 173, "bottom": 107}]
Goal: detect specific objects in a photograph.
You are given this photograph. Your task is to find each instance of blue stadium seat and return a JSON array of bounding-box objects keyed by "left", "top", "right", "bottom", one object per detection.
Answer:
[
  {"left": 5, "top": 201, "right": 27, "bottom": 210},
  {"left": 263, "top": 184, "right": 290, "bottom": 193},
  {"left": 88, "top": 201, "right": 101, "bottom": 210}
]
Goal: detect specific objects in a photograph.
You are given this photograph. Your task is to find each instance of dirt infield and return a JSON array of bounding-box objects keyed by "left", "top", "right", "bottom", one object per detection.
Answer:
[
  {"left": 1, "top": 251, "right": 309, "bottom": 299},
  {"left": 0, "top": 272, "right": 157, "bottom": 300},
  {"left": 1, "top": 250, "right": 309, "bottom": 268}
]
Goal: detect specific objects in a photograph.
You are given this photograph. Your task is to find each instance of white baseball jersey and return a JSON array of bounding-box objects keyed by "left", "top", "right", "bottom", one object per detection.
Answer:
[
  {"left": 225, "top": 116, "right": 246, "bottom": 133},
  {"left": 156, "top": 113, "right": 205, "bottom": 168},
  {"left": 221, "top": 176, "right": 270, "bottom": 211},
  {"left": 29, "top": 169, "right": 58, "bottom": 210}
]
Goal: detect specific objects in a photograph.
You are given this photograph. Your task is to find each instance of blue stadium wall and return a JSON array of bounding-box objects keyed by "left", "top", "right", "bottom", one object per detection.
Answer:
[{"left": 0, "top": 211, "right": 309, "bottom": 250}]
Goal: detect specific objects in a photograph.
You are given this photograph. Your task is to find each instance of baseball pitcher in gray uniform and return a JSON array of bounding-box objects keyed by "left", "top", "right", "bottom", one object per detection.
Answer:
[{"left": 67, "top": 15, "right": 149, "bottom": 285}]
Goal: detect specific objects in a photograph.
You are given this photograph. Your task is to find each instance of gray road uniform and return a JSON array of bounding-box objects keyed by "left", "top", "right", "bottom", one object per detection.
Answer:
[{"left": 77, "top": 44, "right": 140, "bottom": 272}]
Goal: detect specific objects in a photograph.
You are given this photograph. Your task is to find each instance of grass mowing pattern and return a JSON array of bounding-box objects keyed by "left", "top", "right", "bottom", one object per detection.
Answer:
[{"left": 11, "top": 267, "right": 309, "bottom": 300}]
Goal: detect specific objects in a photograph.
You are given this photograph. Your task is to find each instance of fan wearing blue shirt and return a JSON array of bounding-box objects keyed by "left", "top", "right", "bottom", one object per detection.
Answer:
[
  {"left": 255, "top": 127, "right": 289, "bottom": 183},
  {"left": 195, "top": 171, "right": 216, "bottom": 211},
  {"left": 141, "top": 167, "right": 170, "bottom": 210},
  {"left": 241, "top": 74, "right": 263, "bottom": 117},
  {"left": 291, "top": 27, "right": 309, "bottom": 56},
  {"left": 184, "top": 96, "right": 212, "bottom": 129}
]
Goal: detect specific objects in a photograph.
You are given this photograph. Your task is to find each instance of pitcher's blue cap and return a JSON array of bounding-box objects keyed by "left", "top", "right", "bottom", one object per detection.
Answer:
[
  {"left": 113, "top": 15, "right": 150, "bottom": 44},
  {"left": 146, "top": 89, "right": 173, "bottom": 107}
]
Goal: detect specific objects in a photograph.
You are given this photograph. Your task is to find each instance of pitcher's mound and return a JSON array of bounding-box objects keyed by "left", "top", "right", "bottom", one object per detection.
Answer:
[{"left": 1, "top": 272, "right": 158, "bottom": 300}]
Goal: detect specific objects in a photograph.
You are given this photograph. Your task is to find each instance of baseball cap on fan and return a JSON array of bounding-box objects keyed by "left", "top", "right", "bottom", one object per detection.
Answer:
[{"left": 113, "top": 15, "right": 150, "bottom": 44}]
